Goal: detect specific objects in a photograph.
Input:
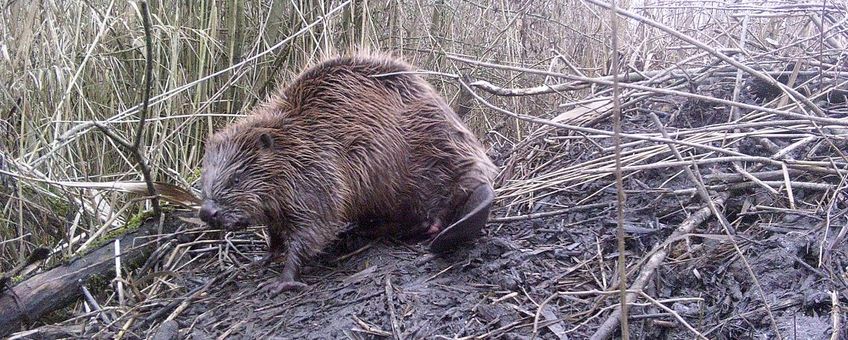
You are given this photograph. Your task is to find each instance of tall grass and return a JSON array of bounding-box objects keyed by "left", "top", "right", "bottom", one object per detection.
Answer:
[{"left": 0, "top": 0, "right": 825, "bottom": 269}]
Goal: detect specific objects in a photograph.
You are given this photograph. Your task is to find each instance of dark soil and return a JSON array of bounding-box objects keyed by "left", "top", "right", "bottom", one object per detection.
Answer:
[
  {"left": 125, "top": 190, "right": 846, "bottom": 340},
  {"left": 146, "top": 215, "right": 592, "bottom": 339}
]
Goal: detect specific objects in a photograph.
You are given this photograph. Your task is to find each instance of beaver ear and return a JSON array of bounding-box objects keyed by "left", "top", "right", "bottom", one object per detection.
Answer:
[{"left": 259, "top": 133, "right": 274, "bottom": 149}]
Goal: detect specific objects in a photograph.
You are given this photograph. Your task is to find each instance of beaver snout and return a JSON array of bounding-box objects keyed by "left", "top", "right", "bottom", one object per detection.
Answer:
[
  {"left": 199, "top": 200, "right": 251, "bottom": 230},
  {"left": 199, "top": 200, "right": 221, "bottom": 227}
]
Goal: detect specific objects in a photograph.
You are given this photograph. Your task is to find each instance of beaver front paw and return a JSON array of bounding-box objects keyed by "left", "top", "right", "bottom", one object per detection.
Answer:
[{"left": 264, "top": 280, "right": 308, "bottom": 294}]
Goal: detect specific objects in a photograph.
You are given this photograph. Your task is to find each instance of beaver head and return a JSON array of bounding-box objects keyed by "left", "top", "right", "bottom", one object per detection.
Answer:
[{"left": 198, "top": 123, "right": 282, "bottom": 231}]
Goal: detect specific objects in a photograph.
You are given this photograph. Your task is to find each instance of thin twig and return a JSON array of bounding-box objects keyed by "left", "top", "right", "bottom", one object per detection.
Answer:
[
  {"left": 448, "top": 55, "right": 848, "bottom": 127},
  {"left": 646, "top": 112, "right": 782, "bottom": 338},
  {"left": 455, "top": 78, "right": 797, "bottom": 167},
  {"left": 135, "top": 1, "right": 160, "bottom": 217},
  {"left": 93, "top": 2, "right": 161, "bottom": 217},
  {"left": 608, "top": 1, "right": 629, "bottom": 339},
  {"left": 584, "top": 0, "right": 827, "bottom": 119},
  {"left": 589, "top": 193, "right": 728, "bottom": 340},
  {"left": 830, "top": 290, "right": 841, "bottom": 340},
  {"left": 490, "top": 202, "right": 610, "bottom": 223},
  {"left": 637, "top": 292, "right": 708, "bottom": 339},
  {"left": 385, "top": 275, "right": 402, "bottom": 340}
]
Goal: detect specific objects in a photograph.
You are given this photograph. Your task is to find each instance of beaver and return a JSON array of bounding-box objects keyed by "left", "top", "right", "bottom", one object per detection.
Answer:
[{"left": 198, "top": 52, "right": 497, "bottom": 293}]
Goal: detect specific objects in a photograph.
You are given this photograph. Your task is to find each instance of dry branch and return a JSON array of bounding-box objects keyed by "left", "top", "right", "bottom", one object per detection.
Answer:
[
  {"left": 93, "top": 1, "right": 160, "bottom": 217},
  {"left": 449, "top": 54, "right": 848, "bottom": 127},
  {"left": 608, "top": 1, "right": 629, "bottom": 338},
  {"left": 646, "top": 112, "right": 781, "bottom": 335},
  {"left": 585, "top": 0, "right": 827, "bottom": 118},
  {"left": 589, "top": 193, "right": 728, "bottom": 340},
  {"left": 491, "top": 202, "right": 610, "bottom": 223}
]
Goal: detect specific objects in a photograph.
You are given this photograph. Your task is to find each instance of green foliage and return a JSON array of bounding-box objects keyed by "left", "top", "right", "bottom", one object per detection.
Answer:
[
  {"left": 66, "top": 210, "right": 154, "bottom": 260},
  {"left": 125, "top": 209, "right": 158, "bottom": 231}
]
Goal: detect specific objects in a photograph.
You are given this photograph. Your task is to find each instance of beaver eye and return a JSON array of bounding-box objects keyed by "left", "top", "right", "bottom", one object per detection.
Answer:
[{"left": 231, "top": 170, "right": 244, "bottom": 187}]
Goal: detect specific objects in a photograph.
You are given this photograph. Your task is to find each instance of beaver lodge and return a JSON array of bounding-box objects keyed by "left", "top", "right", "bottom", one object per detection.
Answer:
[{"left": 1, "top": 1, "right": 847, "bottom": 339}]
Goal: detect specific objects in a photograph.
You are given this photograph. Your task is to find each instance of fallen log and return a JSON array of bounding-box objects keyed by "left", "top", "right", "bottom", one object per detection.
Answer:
[{"left": 0, "top": 210, "right": 193, "bottom": 336}]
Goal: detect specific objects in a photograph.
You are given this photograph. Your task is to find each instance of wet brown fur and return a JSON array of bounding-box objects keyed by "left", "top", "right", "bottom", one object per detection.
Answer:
[{"left": 200, "top": 52, "right": 497, "bottom": 287}]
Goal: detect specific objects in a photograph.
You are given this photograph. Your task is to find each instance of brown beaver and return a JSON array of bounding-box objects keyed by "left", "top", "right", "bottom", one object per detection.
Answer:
[{"left": 198, "top": 52, "right": 497, "bottom": 293}]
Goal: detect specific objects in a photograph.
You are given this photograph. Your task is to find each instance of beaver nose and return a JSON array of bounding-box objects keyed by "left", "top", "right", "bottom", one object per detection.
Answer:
[{"left": 199, "top": 201, "right": 220, "bottom": 224}]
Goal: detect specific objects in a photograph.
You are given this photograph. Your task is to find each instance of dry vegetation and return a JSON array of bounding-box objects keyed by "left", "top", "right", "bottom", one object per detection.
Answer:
[{"left": 1, "top": 0, "right": 847, "bottom": 339}]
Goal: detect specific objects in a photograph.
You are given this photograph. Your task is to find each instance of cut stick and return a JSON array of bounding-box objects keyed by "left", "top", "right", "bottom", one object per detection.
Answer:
[{"left": 589, "top": 193, "right": 728, "bottom": 340}]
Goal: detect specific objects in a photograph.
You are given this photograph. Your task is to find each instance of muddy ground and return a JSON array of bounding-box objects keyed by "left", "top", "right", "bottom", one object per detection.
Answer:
[{"left": 125, "top": 181, "right": 846, "bottom": 339}]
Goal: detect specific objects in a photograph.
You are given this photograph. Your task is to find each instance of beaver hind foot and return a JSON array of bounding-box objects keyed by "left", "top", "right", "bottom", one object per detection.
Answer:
[
  {"left": 429, "top": 183, "right": 495, "bottom": 253},
  {"left": 264, "top": 280, "right": 308, "bottom": 294}
]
